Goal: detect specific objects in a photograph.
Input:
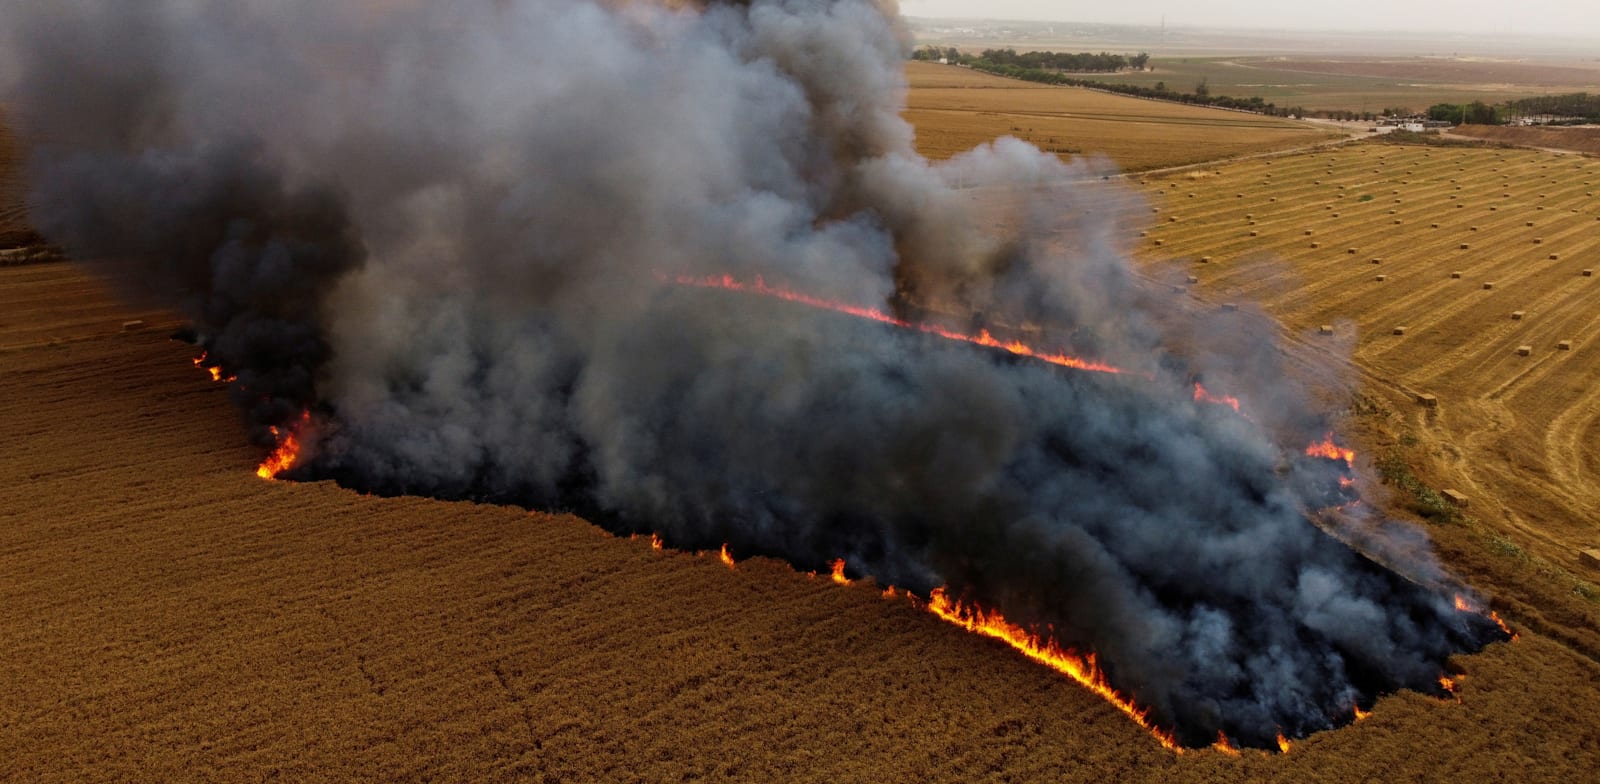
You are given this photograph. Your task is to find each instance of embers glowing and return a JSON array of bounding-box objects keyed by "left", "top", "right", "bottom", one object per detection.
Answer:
[
  {"left": 256, "top": 411, "right": 310, "bottom": 480},
  {"left": 670, "top": 274, "right": 1126, "bottom": 375},
  {"left": 191, "top": 352, "right": 236, "bottom": 384}
]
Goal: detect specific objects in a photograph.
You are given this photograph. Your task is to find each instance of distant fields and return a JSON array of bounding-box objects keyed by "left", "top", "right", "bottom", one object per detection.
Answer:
[
  {"left": 1134, "top": 142, "right": 1600, "bottom": 628},
  {"left": 904, "top": 62, "right": 1340, "bottom": 171},
  {"left": 1081, "top": 56, "right": 1600, "bottom": 114}
]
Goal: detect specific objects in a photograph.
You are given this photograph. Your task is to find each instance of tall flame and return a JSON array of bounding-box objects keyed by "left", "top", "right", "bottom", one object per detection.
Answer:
[
  {"left": 256, "top": 411, "right": 310, "bottom": 480},
  {"left": 1211, "top": 732, "right": 1241, "bottom": 757},
  {"left": 719, "top": 543, "right": 735, "bottom": 569},
  {"left": 1276, "top": 731, "right": 1292, "bottom": 754},
  {"left": 670, "top": 274, "right": 1127, "bottom": 375},
  {"left": 923, "top": 587, "right": 1182, "bottom": 752},
  {"left": 829, "top": 558, "right": 852, "bottom": 586},
  {"left": 1305, "top": 433, "right": 1357, "bottom": 467}
]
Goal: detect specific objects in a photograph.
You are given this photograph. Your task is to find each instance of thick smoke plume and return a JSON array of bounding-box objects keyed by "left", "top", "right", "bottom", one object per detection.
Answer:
[{"left": 1, "top": 0, "right": 1504, "bottom": 748}]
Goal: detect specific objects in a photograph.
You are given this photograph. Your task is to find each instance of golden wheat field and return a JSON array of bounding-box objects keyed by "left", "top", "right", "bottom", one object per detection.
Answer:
[
  {"left": 4, "top": 76, "right": 1600, "bottom": 781},
  {"left": 904, "top": 62, "right": 1341, "bottom": 172}
]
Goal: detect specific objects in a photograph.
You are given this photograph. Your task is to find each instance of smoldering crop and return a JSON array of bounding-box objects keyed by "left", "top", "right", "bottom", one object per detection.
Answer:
[{"left": 0, "top": 0, "right": 1505, "bottom": 748}]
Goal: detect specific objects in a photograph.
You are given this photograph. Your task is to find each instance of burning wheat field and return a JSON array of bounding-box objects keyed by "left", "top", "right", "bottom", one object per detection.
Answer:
[{"left": 0, "top": 1, "right": 1594, "bottom": 781}]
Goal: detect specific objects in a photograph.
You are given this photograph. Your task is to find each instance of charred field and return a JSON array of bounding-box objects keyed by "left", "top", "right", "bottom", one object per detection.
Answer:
[
  {"left": 1, "top": 263, "right": 1595, "bottom": 782},
  {"left": 2, "top": 1, "right": 1599, "bottom": 781}
]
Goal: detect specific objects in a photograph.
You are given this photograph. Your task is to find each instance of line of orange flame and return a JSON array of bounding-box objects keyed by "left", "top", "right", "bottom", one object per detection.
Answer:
[
  {"left": 922, "top": 587, "right": 1184, "bottom": 753},
  {"left": 1454, "top": 594, "right": 1517, "bottom": 640},
  {"left": 1192, "top": 382, "right": 1241, "bottom": 413},
  {"left": 670, "top": 274, "right": 1127, "bottom": 375},
  {"left": 1211, "top": 731, "right": 1241, "bottom": 756}
]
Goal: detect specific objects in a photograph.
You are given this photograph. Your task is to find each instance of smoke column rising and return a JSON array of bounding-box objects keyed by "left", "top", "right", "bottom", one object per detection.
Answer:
[{"left": 0, "top": 0, "right": 1503, "bottom": 748}]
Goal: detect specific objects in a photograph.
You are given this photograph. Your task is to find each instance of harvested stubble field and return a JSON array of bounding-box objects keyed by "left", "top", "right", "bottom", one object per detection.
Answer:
[
  {"left": 3, "top": 264, "right": 1599, "bottom": 782},
  {"left": 1135, "top": 143, "right": 1600, "bottom": 659},
  {"left": 904, "top": 62, "right": 1339, "bottom": 172}
]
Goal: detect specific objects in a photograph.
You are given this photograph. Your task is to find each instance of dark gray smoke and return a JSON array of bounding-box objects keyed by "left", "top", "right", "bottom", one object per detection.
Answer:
[{"left": 1, "top": 0, "right": 1504, "bottom": 749}]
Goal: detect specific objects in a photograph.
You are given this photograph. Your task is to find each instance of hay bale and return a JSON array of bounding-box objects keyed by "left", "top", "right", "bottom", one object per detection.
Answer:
[
  {"left": 1431, "top": 223, "right": 1440, "bottom": 228},
  {"left": 1249, "top": 230, "right": 1259, "bottom": 237},
  {"left": 1451, "top": 271, "right": 1462, "bottom": 278},
  {"left": 1526, "top": 221, "right": 1535, "bottom": 227},
  {"left": 1371, "top": 258, "right": 1382, "bottom": 265},
  {"left": 1169, "top": 216, "right": 1178, "bottom": 222},
  {"left": 1516, "top": 345, "right": 1532, "bottom": 356},
  {"left": 1580, "top": 549, "right": 1600, "bottom": 570},
  {"left": 121, "top": 320, "right": 146, "bottom": 332},
  {"left": 1583, "top": 269, "right": 1593, "bottom": 277},
  {"left": 1483, "top": 282, "right": 1495, "bottom": 289},
  {"left": 1418, "top": 393, "right": 1438, "bottom": 408},
  {"left": 1304, "top": 229, "right": 1314, "bottom": 235},
  {"left": 1347, "top": 248, "right": 1357, "bottom": 254},
  {"left": 1512, "top": 311, "right": 1525, "bottom": 320},
  {"left": 1375, "top": 274, "right": 1387, "bottom": 282},
  {"left": 1221, "top": 303, "right": 1239, "bottom": 312},
  {"left": 1153, "top": 239, "right": 1164, "bottom": 246},
  {"left": 1460, "top": 243, "right": 1471, "bottom": 250},
  {"left": 1393, "top": 326, "right": 1407, "bottom": 335},
  {"left": 1558, "top": 340, "right": 1573, "bottom": 351},
  {"left": 1550, "top": 254, "right": 1560, "bottom": 260},
  {"left": 1441, "top": 490, "right": 1469, "bottom": 508},
  {"left": 1310, "top": 242, "right": 1321, "bottom": 249},
  {"left": 1470, "top": 226, "right": 1479, "bottom": 231},
  {"left": 1318, "top": 325, "right": 1334, "bottom": 335},
  {"left": 1185, "top": 275, "right": 1199, "bottom": 284},
  {"left": 1533, "top": 237, "right": 1543, "bottom": 244},
  {"left": 1138, "top": 231, "right": 1148, "bottom": 237}
]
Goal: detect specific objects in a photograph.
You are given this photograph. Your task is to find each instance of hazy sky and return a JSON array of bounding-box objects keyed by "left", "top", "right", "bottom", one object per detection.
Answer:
[{"left": 899, "top": 0, "right": 1600, "bottom": 39}]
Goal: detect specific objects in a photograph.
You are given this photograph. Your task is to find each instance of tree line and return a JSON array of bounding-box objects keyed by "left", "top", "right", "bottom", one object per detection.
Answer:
[{"left": 912, "top": 47, "right": 1148, "bottom": 73}]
